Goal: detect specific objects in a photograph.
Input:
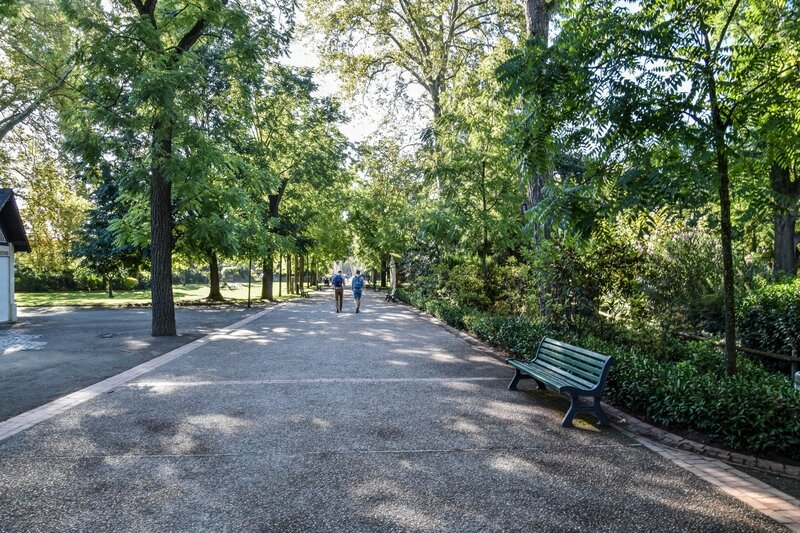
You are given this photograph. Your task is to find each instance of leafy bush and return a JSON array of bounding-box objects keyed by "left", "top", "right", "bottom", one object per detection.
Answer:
[
  {"left": 738, "top": 278, "right": 800, "bottom": 357},
  {"left": 16, "top": 266, "right": 79, "bottom": 292},
  {"left": 490, "top": 256, "right": 531, "bottom": 316},
  {"left": 118, "top": 276, "right": 138, "bottom": 290},
  {"left": 608, "top": 347, "right": 800, "bottom": 456},
  {"left": 463, "top": 312, "right": 546, "bottom": 356},
  {"left": 438, "top": 260, "right": 491, "bottom": 310},
  {"left": 423, "top": 298, "right": 470, "bottom": 329},
  {"left": 73, "top": 269, "right": 104, "bottom": 291}
]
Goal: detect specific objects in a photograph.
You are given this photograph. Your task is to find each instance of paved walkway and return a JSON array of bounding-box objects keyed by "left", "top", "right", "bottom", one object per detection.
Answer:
[
  {"left": 0, "top": 291, "right": 794, "bottom": 531},
  {"left": 0, "top": 305, "right": 256, "bottom": 420}
]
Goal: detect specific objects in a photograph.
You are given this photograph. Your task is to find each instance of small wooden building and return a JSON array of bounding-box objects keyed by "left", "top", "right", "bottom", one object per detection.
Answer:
[{"left": 0, "top": 189, "right": 30, "bottom": 323}]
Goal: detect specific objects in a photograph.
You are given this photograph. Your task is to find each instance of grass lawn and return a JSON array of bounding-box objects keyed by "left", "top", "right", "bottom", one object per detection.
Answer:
[{"left": 16, "top": 282, "right": 305, "bottom": 307}]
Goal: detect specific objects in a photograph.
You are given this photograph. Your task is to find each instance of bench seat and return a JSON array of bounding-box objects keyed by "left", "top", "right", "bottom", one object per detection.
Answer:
[{"left": 506, "top": 337, "right": 613, "bottom": 427}]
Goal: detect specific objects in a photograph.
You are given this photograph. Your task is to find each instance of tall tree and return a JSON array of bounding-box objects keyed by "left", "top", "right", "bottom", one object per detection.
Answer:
[
  {"left": 503, "top": 0, "right": 800, "bottom": 373},
  {"left": 0, "top": 1, "right": 75, "bottom": 143},
  {"left": 306, "top": 0, "right": 520, "bottom": 123},
  {"left": 73, "top": 167, "right": 145, "bottom": 297},
  {"left": 247, "top": 67, "right": 348, "bottom": 301},
  {"left": 0, "top": 132, "right": 88, "bottom": 274},
  {"left": 61, "top": 0, "right": 289, "bottom": 335}
]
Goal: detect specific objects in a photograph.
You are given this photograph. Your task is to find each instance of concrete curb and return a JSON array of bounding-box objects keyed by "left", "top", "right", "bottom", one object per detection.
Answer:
[{"left": 393, "top": 299, "right": 800, "bottom": 480}]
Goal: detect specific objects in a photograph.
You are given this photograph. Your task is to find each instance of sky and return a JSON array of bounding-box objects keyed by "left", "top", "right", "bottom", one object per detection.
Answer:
[{"left": 285, "top": 34, "right": 380, "bottom": 145}]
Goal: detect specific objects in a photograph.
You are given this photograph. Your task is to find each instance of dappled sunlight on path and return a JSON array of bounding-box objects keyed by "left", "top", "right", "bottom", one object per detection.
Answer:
[{"left": 0, "top": 290, "right": 789, "bottom": 531}]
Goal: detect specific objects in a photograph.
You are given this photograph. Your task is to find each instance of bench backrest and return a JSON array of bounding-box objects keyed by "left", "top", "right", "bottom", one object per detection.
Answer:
[{"left": 534, "top": 337, "right": 613, "bottom": 390}]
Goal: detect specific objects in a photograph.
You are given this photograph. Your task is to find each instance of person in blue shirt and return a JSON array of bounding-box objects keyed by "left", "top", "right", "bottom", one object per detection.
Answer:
[
  {"left": 332, "top": 270, "right": 345, "bottom": 312},
  {"left": 351, "top": 269, "right": 365, "bottom": 313}
]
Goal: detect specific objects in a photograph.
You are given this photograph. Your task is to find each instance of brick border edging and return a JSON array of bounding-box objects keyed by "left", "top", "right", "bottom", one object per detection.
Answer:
[{"left": 393, "top": 299, "right": 800, "bottom": 480}]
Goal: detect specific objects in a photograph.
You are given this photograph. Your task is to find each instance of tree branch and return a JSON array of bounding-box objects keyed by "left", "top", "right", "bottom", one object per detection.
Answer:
[
  {"left": 713, "top": 0, "right": 742, "bottom": 63},
  {"left": 176, "top": 19, "right": 207, "bottom": 53}
]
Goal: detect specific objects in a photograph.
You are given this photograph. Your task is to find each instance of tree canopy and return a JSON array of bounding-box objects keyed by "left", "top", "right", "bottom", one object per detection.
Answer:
[{"left": 3, "top": 0, "right": 798, "bottom": 380}]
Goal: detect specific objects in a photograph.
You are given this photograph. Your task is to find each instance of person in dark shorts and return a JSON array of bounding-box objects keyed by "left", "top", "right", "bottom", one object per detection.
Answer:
[
  {"left": 351, "top": 269, "right": 364, "bottom": 313},
  {"left": 332, "top": 270, "right": 345, "bottom": 312}
]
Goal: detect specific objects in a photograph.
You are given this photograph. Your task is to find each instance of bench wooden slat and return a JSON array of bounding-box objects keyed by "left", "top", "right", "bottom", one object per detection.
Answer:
[
  {"left": 539, "top": 343, "right": 609, "bottom": 377},
  {"left": 527, "top": 361, "right": 597, "bottom": 391},
  {"left": 508, "top": 359, "right": 595, "bottom": 394},
  {"left": 524, "top": 363, "right": 593, "bottom": 390},
  {"left": 541, "top": 338, "right": 610, "bottom": 363},
  {"left": 536, "top": 352, "right": 602, "bottom": 385},
  {"left": 538, "top": 346, "right": 607, "bottom": 374},
  {"left": 506, "top": 336, "right": 613, "bottom": 427},
  {"left": 539, "top": 342, "right": 608, "bottom": 367},
  {"left": 536, "top": 349, "right": 603, "bottom": 383}
]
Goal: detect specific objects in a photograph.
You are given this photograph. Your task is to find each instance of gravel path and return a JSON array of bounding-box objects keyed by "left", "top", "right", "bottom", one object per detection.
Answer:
[{"left": 0, "top": 291, "right": 785, "bottom": 531}]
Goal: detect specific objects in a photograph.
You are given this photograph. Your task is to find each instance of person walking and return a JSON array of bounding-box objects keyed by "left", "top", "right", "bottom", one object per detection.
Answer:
[
  {"left": 332, "top": 270, "right": 345, "bottom": 312},
  {"left": 351, "top": 269, "right": 365, "bottom": 313}
]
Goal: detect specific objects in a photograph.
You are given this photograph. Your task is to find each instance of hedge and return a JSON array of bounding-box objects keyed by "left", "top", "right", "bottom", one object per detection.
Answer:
[{"left": 739, "top": 279, "right": 800, "bottom": 357}]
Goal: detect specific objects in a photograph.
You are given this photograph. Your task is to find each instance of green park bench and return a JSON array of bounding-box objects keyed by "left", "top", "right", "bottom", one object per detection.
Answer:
[
  {"left": 506, "top": 337, "right": 613, "bottom": 428},
  {"left": 294, "top": 283, "right": 311, "bottom": 298},
  {"left": 384, "top": 288, "right": 397, "bottom": 302}
]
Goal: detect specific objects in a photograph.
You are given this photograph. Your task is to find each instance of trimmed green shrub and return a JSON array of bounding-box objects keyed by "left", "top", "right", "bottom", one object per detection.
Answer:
[
  {"left": 119, "top": 276, "right": 138, "bottom": 290},
  {"left": 73, "top": 269, "right": 104, "bottom": 291},
  {"left": 738, "top": 278, "right": 800, "bottom": 357},
  {"left": 16, "top": 266, "right": 79, "bottom": 292},
  {"left": 463, "top": 312, "right": 546, "bottom": 357}
]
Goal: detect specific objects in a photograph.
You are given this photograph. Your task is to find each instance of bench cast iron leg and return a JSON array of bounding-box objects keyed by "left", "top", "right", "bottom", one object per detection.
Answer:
[
  {"left": 593, "top": 397, "right": 610, "bottom": 426},
  {"left": 562, "top": 396, "right": 609, "bottom": 427},
  {"left": 561, "top": 396, "right": 578, "bottom": 427},
  {"left": 508, "top": 369, "right": 523, "bottom": 390}
]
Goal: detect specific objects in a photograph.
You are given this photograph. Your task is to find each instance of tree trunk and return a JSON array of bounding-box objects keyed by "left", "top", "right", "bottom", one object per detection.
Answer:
[
  {"left": 771, "top": 162, "right": 799, "bottom": 277},
  {"left": 262, "top": 254, "right": 274, "bottom": 301},
  {"left": 150, "top": 121, "right": 176, "bottom": 336},
  {"left": 709, "top": 80, "right": 737, "bottom": 375},
  {"left": 381, "top": 257, "right": 387, "bottom": 288},
  {"left": 521, "top": 1, "right": 556, "bottom": 239},
  {"left": 524, "top": 0, "right": 554, "bottom": 41},
  {"left": 207, "top": 252, "right": 223, "bottom": 301},
  {"left": 299, "top": 255, "right": 305, "bottom": 289},
  {"left": 717, "top": 154, "right": 737, "bottom": 376},
  {"left": 480, "top": 160, "right": 489, "bottom": 278},
  {"left": 106, "top": 276, "right": 113, "bottom": 298},
  {"left": 287, "top": 255, "right": 293, "bottom": 294},
  {"left": 278, "top": 254, "right": 283, "bottom": 297}
]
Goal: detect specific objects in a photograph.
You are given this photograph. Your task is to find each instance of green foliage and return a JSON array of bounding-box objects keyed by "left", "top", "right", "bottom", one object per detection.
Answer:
[
  {"left": 0, "top": 0, "right": 76, "bottom": 141},
  {"left": 739, "top": 278, "right": 800, "bottom": 356},
  {"left": 306, "top": 0, "right": 521, "bottom": 117},
  {"left": 608, "top": 345, "right": 800, "bottom": 457},
  {"left": 2, "top": 134, "right": 89, "bottom": 276},
  {"left": 489, "top": 256, "right": 530, "bottom": 316},
  {"left": 619, "top": 212, "right": 725, "bottom": 334},
  {"left": 72, "top": 171, "right": 145, "bottom": 286},
  {"left": 437, "top": 261, "right": 491, "bottom": 310},
  {"left": 118, "top": 276, "right": 138, "bottom": 290},
  {"left": 463, "top": 312, "right": 547, "bottom": 357},
  {"left": 349, "top": 139, "right": 419, "bottom": 271},
  {"left": 15, "top": 266, "right": 76, "bottom": 292},
  {"left": 72, "top": 269, "right": 104, "bottom": 291}
]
